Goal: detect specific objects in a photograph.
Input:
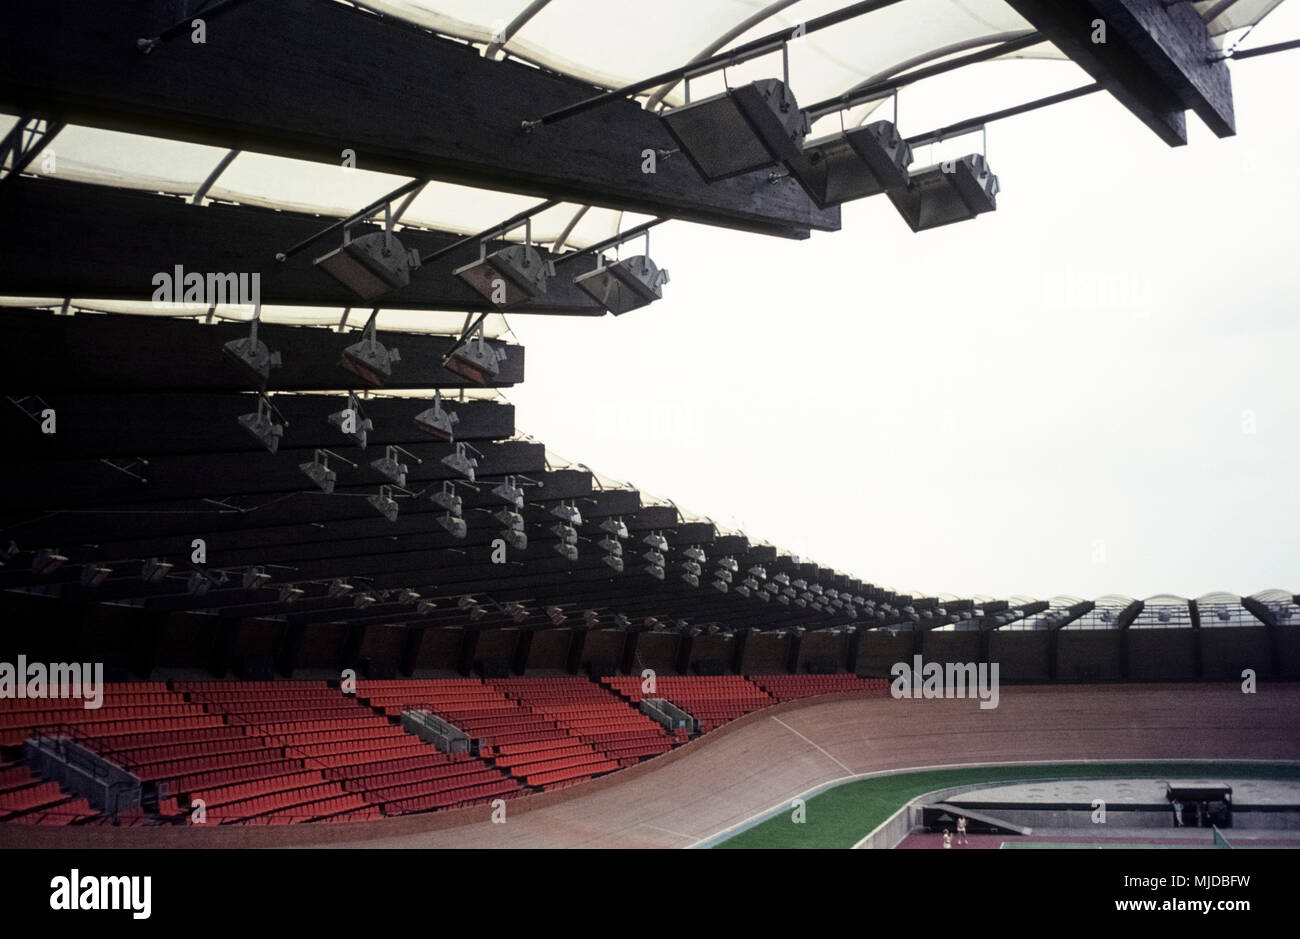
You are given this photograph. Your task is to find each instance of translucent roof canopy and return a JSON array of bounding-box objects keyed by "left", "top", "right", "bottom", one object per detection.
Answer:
[
  {"left": 360, "top": 0, "right": 1280, "bottom": 114},
  {"left": 6, "top": 115, "right": 639, "bottom": 252},
  {"left": 0, "top": 297, "right": 515, "bottom": 339}
]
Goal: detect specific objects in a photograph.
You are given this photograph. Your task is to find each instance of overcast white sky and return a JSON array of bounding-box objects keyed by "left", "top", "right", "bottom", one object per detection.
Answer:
[{"left": 508, "top": 6, "right": 1300, "bottom": 602}]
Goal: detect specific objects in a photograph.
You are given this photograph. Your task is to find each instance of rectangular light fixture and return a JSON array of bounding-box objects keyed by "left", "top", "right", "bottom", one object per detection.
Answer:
[
  {"left": 32, "top": 549, "right": 67, "bottom": 576},
  {"left": 141, "top": 558, "right": 173, "bottom": 583},
  {"left": 315, "top": 230, "right": 420, "bottom": 300},
  {"left": 661, "top": 78, "right": 810, "bottom": 182},
  {"left": 444, "top": 332, "right": 505, "bottom": 385},
  {"left": 329, "top": 392, "right": 373, "bottom": 449},
  {"left": 437, "top": 512, "right": 467, "bottom": 538},
  {"left": 238, "top": 397, "right": 284, "bottom": 454},
  {"left": 453, "top": 244, "right": 553, "bottom": 308},
  {"left": 300, "top": 450, "right": 339, "bottom": 494},
  {"left": 887, "top": 154, "right": 999, "bottom": 232},
  {"left": 368, "top": 486, "right": 400, "bottom": 522},
  {"left": 573, "top": 255, "right": 669, "bottom": 316},
  {"left": 785, "top": 120, "right": 912, "bottom": 209},
  {"left": 340, "top": 329, "right": 401, "bottom": 388},
  {"left": 414, "top": 390, "right": 459, "bottom": 441},
  {"left": 80, "top": 564, "right": 111, "bottom": 587},
  {"left": 431, "top": 481, "right": 463, "bottom": 517},
  {"left": 440, "top": 443, "right": 478, "bottom": 481}
]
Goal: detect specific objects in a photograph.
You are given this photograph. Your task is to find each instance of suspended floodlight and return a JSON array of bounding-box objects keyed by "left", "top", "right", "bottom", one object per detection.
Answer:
[
  {"left": 682, "top": 572, "right": 700, "bottom": 588},
  {"left": 755, "top": 587, "right": 770, "bottom": 602},
  {"left": 278, "top": 584, "right": 305, "bottom": 604},
  {"left": 887, "top": 154, "right": 999, "bottom": 233},
  {"left": 299, "top": 449, "right": 341, "bottom": 494},
  {"left": 441, "top": 442, "right": 479, "bottom": 481},
  {"left": 494, "top": 508, "right": 525, "bottom": 532},
  {"left": 371, "top": 445, "right": 418, "bottom": 488},
  {"left": 717, "top": 557, "right": 739, "bottom": 573},
  {"left": 395, "top": 589, "right": 421, "bottom": 606},
  {"left": 614, "top": 613, "right": 630, "bottom": 628},
  {"left": 414, "top": 389, "right": 460, "bottom": 441},
  {"left": 776, "top": 594, "right": 790, "bottom": 606},
  {"left": 711, "top": 579, "right": 728, "bottom": 594},
  {"left": 555, "top": 542, "right": 578, "bottom": 561},
  {"left": 446, "top": 323, "right": 508, "bottom": 387},
  {"left": 453, "top": 217, "right": 555, "bottom": 308},
  {"left": 602, "top": 554, "right": 625, "bottom": 573},
  {"left": 584, "top": 610, "right": 600, "bottom": 629},
  {"left": 809, "top": 584, "right": 824, "bottom": 596},
  {"left": 431, "top": 481, "right": 463, "bottom": 517},
  {"left": 328, "top": 391, "right": 373, "bottom": 449},
  {"left": 32, "top": 548, "right": 67, "bottom": 576},
  {"left": 222, "top": 302, "right": 281, "bottom": 382},
  {"left": 457, "top": 595, "right": 478, "bottom": 611},
  {"left": 794, "top": 597, "right": 806, "bottom": 608},
  {"left": 550, "top": 523, "right": 578, "bottom": 546},
  {"left": 314, "top": 204, "right": 421, "bottom": 300},
  {"left": 550, "top": 501, "right": 582, "bottom": 526},
  {"left": 715, "top": 569, "right": 733, "bottom": 584},
  {"left": 80, "top": 564, "right": 111, "bottom": 587},
  {"left": 368, "top": 485, "right": 400, "bottom": 522},
  {"left": 141, "top": 558, "right": 172, "bottom": 583},
  {"left": 644, "top": 562, "right": 665, "bottom": 581},
  {"left": 793, "top": 579, "right": 808, "bottom": 590},
  {"left": 546, "top": 606, "right": 567, "bottom": 627},
  {"left": 574, "top": 229, "right": 669, "bottom": 316},
  {"left": 682, "top": 546, "right": 706, "bottom": 564},
  {"left": 468, "top": 604, "right": 486, "bottom": 621},
  {"left": 748, "top": 565, "right": 767, "bottom": 581},
  {"left": 339, "top": 308, "right": 402, "bottom": 387},
  {"left": 642, "top": 549, "right": 665, "bottom": 567},
  {"left": 786, "top": 121, "right": 912, "bottom": 209},
  {"left": 773, "top": 573, "right": 790, "bottom": 587},
  {"left": 492, "top": 475, "right": 526, "bottom": 508},
  {"left": 187, "top": 570, "right": 214, "bottom": 596},
  {"left": 600, "top": 517, "right": 629, "bottom": 539},
  {"left": 681, "top": 560, "right": 702, "bottom": 577},
  {"left": 574, "top": 256, "right": 669, "bottom": 317},
  {"left": 238, "top": 395, "right": 285, "bottom": 454},
  {"left": 734, "top": 584, "right": 751, "bottom": 598},
  {"left": 327, "top": 579, "right": 354, "bottom": 599},
  {"left": 416, "top": 599, "right": 437, "bottom": 615},
  {"left": 500, "top": 528, "right": 527, "bottom": 551},
  {"left": 644, "top": 617, "right": 663, "bottom": 631},
  {"left": 661, "top": 76, "right": 810, "bottom": 182},
  {"left": 742, "top": 577, "right": 760, "bottom": 592},
  {"left": 598, "top": 536, "right": 623, "bottom": 557},
  {"left": 353, "top": 593, "right": 377, "bottom": 609},
  {"left": 242, "top": 566, "right": 271, "bottom": 590},
  {"left": 781, "top": 587, "right": 797, "bottom": 599},
  {"left": 437, "top": 512, "right": 467, "bottom": 539},
  {"left": 642, "top": 531, "right": 669, "bottom": 552},
  {"left": 508, "top": 602, "right": 529, "bottom": 624}
]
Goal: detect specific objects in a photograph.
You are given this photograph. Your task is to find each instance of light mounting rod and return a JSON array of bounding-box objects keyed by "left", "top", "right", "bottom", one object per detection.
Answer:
[
  {"left": 276, "top": 177, "right": 425, "bottom": 262},
  {"left": 804, "top": 32, "right": 1046, "bottom": 121},
  {"left": 522, "top": 0, "right": 905, "bottom": 130}
]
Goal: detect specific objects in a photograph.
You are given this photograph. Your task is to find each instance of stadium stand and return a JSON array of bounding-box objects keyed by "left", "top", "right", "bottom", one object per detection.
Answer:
[{"left": 0, "top": 673, "right": 892, "bottom": 825}]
